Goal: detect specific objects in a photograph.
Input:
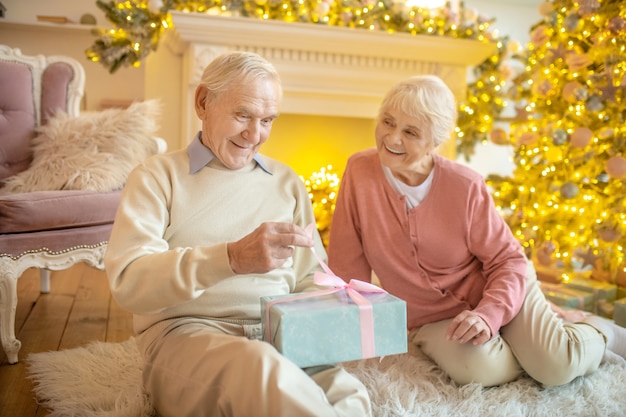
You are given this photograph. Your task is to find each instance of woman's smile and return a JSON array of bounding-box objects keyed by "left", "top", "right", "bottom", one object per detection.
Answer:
[{"left": 385, "top": 144, "right": 406, "bottom": 155}]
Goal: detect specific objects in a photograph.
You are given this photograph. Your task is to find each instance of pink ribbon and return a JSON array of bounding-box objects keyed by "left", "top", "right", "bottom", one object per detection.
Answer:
[{"left": 263, "top": 224, "right": 386, "bottom": 359}]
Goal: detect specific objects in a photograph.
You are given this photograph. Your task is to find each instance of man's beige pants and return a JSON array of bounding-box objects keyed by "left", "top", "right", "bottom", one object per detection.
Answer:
[
  {"left": 136, "top": 318, "right": 372, "bottom": 417},
  {"left": 413, "top": 272, "right": 607, "bottom": 387}
]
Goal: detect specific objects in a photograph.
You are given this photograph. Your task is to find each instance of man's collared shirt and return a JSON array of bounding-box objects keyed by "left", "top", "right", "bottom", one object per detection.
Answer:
[{"left": 187, "top": 131, "right": 272, "bottom": 175}]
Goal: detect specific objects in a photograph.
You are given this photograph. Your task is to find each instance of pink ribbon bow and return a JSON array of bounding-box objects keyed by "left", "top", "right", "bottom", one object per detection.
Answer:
[{"left": 263, "top": 223, "right": 386, "bottom": 359}]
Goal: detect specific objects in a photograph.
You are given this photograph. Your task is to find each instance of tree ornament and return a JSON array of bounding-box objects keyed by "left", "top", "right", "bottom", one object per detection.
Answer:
[
  {"left": 578, "top": 0, "right": 600, "bottom": 16},
  {"left": 560, "top": 181, "right": 579, "bottom": 199},
  {"left": 576, "top": 247, "right": 600, "bottom": 269},
  {"left": 536, "top": 241, "right": 556, "bottom": 266},
  {"left": 535, "top": 79, "right": 555, "bottom": 97},
  {"left": 80, "top": 13, "right": 97, "bottom": 25},
  {"left": 586, "top": 94, "right": 604, "bottom": 112},
  {"left": 514, "top": 106, "right": 531, "bottom": 121},
  {"left": 506, "top": 40, "right": 521, "bottom": 55},
  {"left": 565, "top": 52, "right": 592, "bottom": 71},
  {"left": 563, "top": 13, "right": 582, "bottom": 32},
  {"left": 570, "top": 127, "right": 593, "bottom": 148},
  {"left": 595, "top": 172, "right": 609, "bottom": 183},
  {"left": 538, "top": 1, "right": 554, "bottom": 17},
  {"left": 562, "top": 81, "right": 583, "bottom": 102},
  {"left": 574, "top": 85, "right": 589, "bottom": 101},
  {"left": 551, "top": 128, "right": 568, "bottom": 145},
  {"left": 605, "top": 155, "right": 626, "bottom": 179},
  {"left": 518, "top": 132, "right": 539, "bottom": 146},
  {"left": 530, "top": 25, "right": 549, "bottom": 46},
  {"left": 607, "top": 16, "right": 625, "bottom": 33},
  {"left": 315, "top": 2, "right": 331, "bottom": 16},
  {"left": 462, "top": 7, "right": 478, "bottom": 23},
  {"left": 598, "top": 127, "right": 614, "bottom": 140},
  {"left": 598, "top": 227, "right": 620, "bottom": 243},
  {"left": 489, "top": 128, "right": 508, "bottom": 145},
  {"left": 147, "top": 0, "right": 164, "bottom": 13},
  {"left": 599, "top": 72, "right": 620, "bottom": 102}
]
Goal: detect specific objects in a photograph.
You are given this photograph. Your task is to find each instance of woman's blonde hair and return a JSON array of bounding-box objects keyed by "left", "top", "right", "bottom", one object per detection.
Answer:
[{"left": 378, "top": 75, "right": 457, "bottom": 146}]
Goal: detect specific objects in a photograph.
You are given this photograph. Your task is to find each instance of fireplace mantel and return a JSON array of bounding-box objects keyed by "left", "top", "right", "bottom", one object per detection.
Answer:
[{"left": 149, "top": 11, "right": 496, "bottom": 150}]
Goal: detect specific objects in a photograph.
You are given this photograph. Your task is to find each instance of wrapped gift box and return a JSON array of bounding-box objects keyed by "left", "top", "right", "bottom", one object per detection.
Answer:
[
  {"left": 563, "top": 278, "right": 617, "bottom": 314},
  {"left": 534, "top": 259, "right": 592, "bottom": 284},
  {"left": 614, "top": 298, "right": 626, "bottom": 328},
  {"left": 540, "top": 283, "right": 594, "bottom": 312},
  {"left": 535, "top": 263, "right": 565, "bottom": 284},
  {"left": 261, "top": 290, "right": 407, "bottom": 368},
  {"left": 597, "top": 299, "right": 614, "bottom": 319}
]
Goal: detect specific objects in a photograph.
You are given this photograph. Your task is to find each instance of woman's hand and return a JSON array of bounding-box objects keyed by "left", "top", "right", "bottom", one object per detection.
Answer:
[{"left": 446, "top": 310, "right": 492, "bottom": 346}]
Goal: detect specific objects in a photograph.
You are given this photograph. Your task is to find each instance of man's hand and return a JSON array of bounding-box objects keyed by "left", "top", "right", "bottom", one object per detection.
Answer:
[
  {"left": 446, "top": 310, "right": 491, "bottom": 346},
  {"left": 227, "top": 222, "right": 314, "bottom": 274}
]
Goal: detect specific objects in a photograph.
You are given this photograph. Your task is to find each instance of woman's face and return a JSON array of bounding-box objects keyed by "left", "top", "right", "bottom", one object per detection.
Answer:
[{"left": 375, "top": 106, "right": 437, "bottom": 185}]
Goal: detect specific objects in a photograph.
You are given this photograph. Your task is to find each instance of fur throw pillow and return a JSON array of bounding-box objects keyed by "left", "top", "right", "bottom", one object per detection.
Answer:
[{"left": 1, "top": 99, "right": 162, "bottom": 193}]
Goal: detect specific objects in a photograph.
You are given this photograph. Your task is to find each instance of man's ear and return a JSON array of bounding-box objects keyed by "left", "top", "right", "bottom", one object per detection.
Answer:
[{"left": 195, "top": 86, "right": 208, "bottom": 118}]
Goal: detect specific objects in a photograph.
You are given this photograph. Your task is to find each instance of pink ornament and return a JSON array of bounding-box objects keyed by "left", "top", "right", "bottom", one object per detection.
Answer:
[
  {"left": 506, "top": 40, "right": 521, "bottom": 55},
  {"left": 536, "top": 249, "right": 553, "bottom": 266},
  {"left": 605, "top": 155, "right": 626, "bottom": 179},
  {"left": 565, "top": 52, "right": 592, "bottom": 71},
  {"left": 608, "top": 16, "right": 625, "bottom": 33},
  {"left": 489, "top": 128, "right": 508, "bottom": 145},
  {"left": 562, "top": 81, "right": 582, "bottom": 102},
  {"left": 530, "top": 25, "right": 549, "bottom": 46},
  {"left": 536, "top": 241, "right": 556, "bottom": 266},
  {"left": 518, "top": 132, "right": 539, "bottom": 146},
  {"left": 538, "top": 1, "right": 553, "bottom": 16},
  {"left": 570, "top": 127, "right": 593, "bottom": 148},
  {"left": 599, "top": 228, "right": 620, "bottom": 243},
  {"left": 578, "top": 0, "right": 600, "bottom": 16}
]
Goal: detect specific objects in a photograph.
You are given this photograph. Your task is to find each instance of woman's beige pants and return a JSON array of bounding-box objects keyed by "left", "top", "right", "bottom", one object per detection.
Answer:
[
  {"left": 413, "top": 270, "right": 607, "bottom": 387},
  {"left": 136, "top": 318, "right": 372, "bottom": 417}
]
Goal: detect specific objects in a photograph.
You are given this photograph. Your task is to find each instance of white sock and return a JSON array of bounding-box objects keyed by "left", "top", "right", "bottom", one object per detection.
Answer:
[{"left": 583, "top": 315, "right": 626, "bottom": 359}]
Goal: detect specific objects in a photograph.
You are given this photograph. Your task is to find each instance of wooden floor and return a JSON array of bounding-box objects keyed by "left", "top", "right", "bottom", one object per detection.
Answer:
[{"left": 0, "top": 264, "right": 134, "bottom": 417}]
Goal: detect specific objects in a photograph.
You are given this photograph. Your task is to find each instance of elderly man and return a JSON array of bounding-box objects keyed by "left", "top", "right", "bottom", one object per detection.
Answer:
[{"left": 104, "top": 51, "right": 372, "bottom": 417}]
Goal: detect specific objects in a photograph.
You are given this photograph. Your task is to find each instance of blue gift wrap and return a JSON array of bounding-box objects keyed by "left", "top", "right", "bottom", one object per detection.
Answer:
[
  {"left": 614, "top": 298, "right": 626, "bottom": 328},
  {"left": 541, "top": 283, "right": 594, "bottom": 312},
  {"left": 564, "top": 277, "right": 617, "bottom": 314},
  {"left": 261, "top": 290, "right": 407, "bottom": 368}
]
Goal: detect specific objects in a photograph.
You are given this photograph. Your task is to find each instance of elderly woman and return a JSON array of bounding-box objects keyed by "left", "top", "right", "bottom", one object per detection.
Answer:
[{"left": 328, "top": 74, "right": 626, "bottom": 387}]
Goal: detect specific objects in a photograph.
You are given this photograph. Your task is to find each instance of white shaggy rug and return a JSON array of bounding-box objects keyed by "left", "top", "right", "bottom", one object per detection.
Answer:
[{"left": 27, "top": 338, "right": 626, "bottom": 417}]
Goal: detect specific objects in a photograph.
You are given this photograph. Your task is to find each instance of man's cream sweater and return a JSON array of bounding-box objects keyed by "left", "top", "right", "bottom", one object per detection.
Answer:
[{"left": 104, "top": 142, "right": 324, "bottom": 335}]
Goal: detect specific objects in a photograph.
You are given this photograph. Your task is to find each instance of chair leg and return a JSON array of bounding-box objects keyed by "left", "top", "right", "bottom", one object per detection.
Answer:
[
  {"left": 40, "top": 269, "right": 51, "bottom": 293},
  {"left": 0, "top": 270, "right": 21, "bottom": 364}
]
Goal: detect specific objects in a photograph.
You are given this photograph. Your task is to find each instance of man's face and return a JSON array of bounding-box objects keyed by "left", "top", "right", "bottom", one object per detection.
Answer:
[{"left": 196, "top": 77, "right": 280, "bottom": 170}]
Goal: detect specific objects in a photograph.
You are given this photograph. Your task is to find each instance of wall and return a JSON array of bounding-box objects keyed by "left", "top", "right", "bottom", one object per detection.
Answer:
[{"left": 0, "top": 0, "right": 542, "bottom": 178}]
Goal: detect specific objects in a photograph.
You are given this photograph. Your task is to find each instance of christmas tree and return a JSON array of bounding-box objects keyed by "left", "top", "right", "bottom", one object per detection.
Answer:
[{"left": 487, "top": 0, "right": 626, "bottom": 281}]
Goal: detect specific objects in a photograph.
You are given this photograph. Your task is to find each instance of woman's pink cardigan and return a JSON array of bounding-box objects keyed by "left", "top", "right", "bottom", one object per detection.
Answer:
[{"left": 328, "top": 149, "right": 528, "bottom": 336}]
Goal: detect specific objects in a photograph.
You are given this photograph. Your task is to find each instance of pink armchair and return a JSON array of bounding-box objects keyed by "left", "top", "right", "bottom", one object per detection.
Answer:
[{"left": 0, "top": 45, "right": 162, "bottom": 364}]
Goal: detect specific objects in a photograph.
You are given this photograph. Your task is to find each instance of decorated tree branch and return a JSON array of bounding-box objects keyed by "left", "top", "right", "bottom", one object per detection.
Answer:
[{"left": 487, "top": 0, "right": 626, "bottom": 281}]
